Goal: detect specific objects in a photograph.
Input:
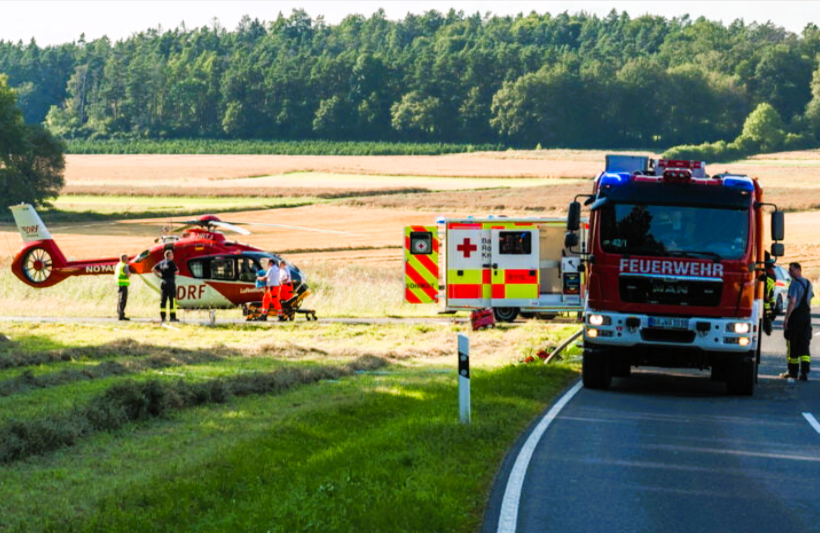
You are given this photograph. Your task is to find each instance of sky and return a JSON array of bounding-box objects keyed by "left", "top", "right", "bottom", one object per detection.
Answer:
[{"left": 1, "top": 1, "right": 818, "bottom": 46}]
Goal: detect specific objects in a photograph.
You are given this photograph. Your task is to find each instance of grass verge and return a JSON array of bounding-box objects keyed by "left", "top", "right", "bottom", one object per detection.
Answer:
[{"left": 0, "top": 322, "right": 581, "bottom": 533}]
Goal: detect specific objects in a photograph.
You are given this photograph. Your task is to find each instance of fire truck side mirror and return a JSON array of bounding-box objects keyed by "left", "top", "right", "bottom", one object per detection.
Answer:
[
  {"left": 771, "top": 211, "right": 785, "bottom": 242},
  {"left": 564, "top": 232, "right": 579, "bottom": 249},
  {"left": 567, "top": 201, "right": 581, "bottom": 231},
  {"left": 771, "top": 242, "right": 785, "bottom": 258}
]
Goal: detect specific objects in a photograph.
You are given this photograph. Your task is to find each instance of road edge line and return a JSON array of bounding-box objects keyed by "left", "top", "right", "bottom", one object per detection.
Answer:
[
  {"left": 497, "top": 380, "right": 583, "bottom": 533},
  {"left": 802, "top": 412, "right": 820, "bottom": 434}
]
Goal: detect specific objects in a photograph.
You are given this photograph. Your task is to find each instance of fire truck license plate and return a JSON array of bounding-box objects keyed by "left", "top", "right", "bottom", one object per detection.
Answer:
[{"left": 648, "top": 317, "right": 689, "bottom": 329}]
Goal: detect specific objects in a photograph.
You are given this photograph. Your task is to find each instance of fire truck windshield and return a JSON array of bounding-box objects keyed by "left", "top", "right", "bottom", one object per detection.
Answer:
[{"left": 600, "top": 204, "right": 749, "bottom": 260}]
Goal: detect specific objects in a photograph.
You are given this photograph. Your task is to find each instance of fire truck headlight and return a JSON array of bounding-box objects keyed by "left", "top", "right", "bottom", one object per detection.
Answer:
[
  {"left": 589, "top": 314, "right": 611, "bottom": 326},
  {"left": 728, "top": 323, "right": 750, "bottom": 334},
  {"left": 587, "top": 329, "right": 599, "bottom": 338},
  {"left": 738, "top": 337, "right": 750, "bottom": 347}
]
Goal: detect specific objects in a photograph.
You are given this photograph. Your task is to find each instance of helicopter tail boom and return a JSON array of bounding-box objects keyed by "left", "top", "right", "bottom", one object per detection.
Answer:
[{"left": 9, "top": 204, "right": 120, "bottom": 288}]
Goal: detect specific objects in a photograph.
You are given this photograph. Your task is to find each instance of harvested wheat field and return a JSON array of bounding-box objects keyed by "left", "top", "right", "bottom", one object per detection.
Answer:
[
  {"left": 62, "top": 150, "right": 820, "bottom": 211},
  {"left": 2, "top": 149, "right": 819, "bottom": 280}
]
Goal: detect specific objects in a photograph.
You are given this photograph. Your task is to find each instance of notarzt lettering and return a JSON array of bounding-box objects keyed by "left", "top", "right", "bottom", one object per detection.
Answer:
[{"left": 84, "top": 264, "right": 115, "bottom": 274}]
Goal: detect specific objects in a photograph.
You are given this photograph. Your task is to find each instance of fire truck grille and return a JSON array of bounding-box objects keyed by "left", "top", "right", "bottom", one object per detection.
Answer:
[
  {"left": 640, "top": 329, "right": 697, "bottom": 343},
  {"left": 619, "top": 276, "right": 723, "bottom": 307}
]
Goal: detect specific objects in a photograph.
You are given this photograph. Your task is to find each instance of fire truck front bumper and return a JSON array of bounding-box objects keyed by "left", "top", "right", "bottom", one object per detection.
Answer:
[{"left": 584, "top": 310, "right": 759, "bottom": 353}]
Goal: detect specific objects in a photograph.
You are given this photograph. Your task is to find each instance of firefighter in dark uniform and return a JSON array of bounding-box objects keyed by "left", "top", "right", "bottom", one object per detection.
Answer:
[
  {"left": 761, "top": 258, "right": 777, "bottom": 336},
  {"left": 783, "top": 262, "right": 814, "bottom": 380},
  {"left": 152, "top": 249, "right": 179, "bottom": 322}
]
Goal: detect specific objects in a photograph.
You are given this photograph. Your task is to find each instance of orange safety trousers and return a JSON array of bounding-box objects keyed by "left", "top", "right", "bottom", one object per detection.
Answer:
[
  {"left": 280, "top": 283, "right": 293, "bottom": 302},
  {"left": 262, "top": 286, "right": 282, "bottom": 314}
]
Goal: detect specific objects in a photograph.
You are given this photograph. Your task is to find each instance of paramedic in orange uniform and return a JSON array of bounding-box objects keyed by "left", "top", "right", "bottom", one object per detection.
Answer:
[
  {"left": 257, "top": 258, "right": 282, "bottom": 321},
  {"left": 279, "top": 259, "right": 293, "bottom": 303}
]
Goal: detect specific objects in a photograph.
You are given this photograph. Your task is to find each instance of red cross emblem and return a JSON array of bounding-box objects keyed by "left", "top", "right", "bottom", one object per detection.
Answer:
[{"left": 457, "top": 238, "right": 478, "bottom": 258}]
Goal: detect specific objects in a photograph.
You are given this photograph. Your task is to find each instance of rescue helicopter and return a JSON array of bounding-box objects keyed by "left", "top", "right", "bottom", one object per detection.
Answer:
[{"left": 8, "top": 203, "right": 330, "bottom": 321}]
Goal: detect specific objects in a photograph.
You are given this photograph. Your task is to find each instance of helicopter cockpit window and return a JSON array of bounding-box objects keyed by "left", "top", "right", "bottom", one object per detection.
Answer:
[
  {"left": 210, "top": 257, "right": 235, "bottom": 281},
  {"left": 237, "top": 257, "right": 258, "bottom": 282},
  {"left": 189, "top": 259, "right": 207, "bottom": 279},
  {"left": 135, "top": 249, "right": 151, "bottom": 263}
]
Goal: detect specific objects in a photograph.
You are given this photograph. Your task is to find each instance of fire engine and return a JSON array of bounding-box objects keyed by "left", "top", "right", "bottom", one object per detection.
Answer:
[
  {"left": 565, "top": 155, "right": 785, "bottom": 395},
  {"left": 404, "top": 217, "right": 586, "bottom": 322}
]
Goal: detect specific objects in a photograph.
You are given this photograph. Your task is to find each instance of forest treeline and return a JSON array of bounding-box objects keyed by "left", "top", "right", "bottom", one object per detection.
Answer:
[{"left": 4, "top": 8, "right": 820, "bottom": 153}]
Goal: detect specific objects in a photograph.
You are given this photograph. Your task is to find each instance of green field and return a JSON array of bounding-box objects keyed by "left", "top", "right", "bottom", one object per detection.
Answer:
[
  {"left": 0, "top": 322, "right": 581, "bottom": 533},
  {"left": 65, "top": 139, "right": 504, "bottom": 156}
]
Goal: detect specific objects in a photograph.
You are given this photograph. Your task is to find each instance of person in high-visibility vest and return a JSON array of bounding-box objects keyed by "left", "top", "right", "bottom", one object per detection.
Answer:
[
  {"left": 783, "top": 262, "right": 814, "bottom": 381},
  {"left": 114, "top": 253, "right": 131, "bottom": 321}
]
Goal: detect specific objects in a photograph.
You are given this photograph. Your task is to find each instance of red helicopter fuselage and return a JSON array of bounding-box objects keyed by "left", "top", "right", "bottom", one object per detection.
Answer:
[{"left": 9, "top": 204, "right": 305, "bottom": 310}]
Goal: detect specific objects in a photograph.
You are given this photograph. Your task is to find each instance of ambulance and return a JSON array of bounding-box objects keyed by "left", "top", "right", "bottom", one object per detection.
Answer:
[{"left": 403, "top": 217, "right": 587, "bottom": 321}]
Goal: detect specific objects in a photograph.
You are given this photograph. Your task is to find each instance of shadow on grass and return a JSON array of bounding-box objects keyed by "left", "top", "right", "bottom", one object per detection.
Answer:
[
  {"left": 0, "top": 339, "right": 332, "bottom": 397},
  {"left": 0, "top": 355, "right": 386, "bottom": 465}
]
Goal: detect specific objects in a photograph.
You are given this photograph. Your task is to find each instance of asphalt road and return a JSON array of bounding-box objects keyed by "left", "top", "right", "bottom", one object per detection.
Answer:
[{"left": 485, "top": 309, "right": 820, "bottom": 533}]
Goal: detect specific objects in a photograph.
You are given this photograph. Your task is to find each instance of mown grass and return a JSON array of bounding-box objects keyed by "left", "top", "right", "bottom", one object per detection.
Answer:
[
  {"left": 0, "top": 259, "right": 436, "bottom": 319},
  {"left": 0, "top": 322, "right": 581, "bottom": 533},
  {"left": 65, "top": 139, "right": 504, "bottom": 156}
]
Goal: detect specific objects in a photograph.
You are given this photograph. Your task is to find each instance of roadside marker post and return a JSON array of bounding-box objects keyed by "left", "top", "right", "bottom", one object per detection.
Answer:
[{"left": 458, "top": 333, "right": 470, "bottom": 424}]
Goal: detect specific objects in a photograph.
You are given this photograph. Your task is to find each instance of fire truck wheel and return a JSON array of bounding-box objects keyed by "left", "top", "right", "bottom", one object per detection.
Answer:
[
  {"left": 610, "top": 356, "right": 631, "bottom": 378},
  {"left": 582, "top": 347, "right": 611, "bottom": 389},
  {"left": 493, "top": 307, "right": 519, "bottom": 323},
  {"left": 754, "top": 322, "right": 762, "bottom": 383},
  {"left": 726, "top": 354, "right": 756, "bottom": 396}
]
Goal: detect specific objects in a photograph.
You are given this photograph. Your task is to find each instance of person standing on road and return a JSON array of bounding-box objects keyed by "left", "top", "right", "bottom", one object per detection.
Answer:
[
  {"left": 257, "top": 258, "right": 281, "bottom": 321},
  {"left": 761, "top": 259, "right": 777, "bottom": 336},
  {"left": 115, "top": 253, "right": 131, "bottom": 321},
  {"left": 782, "top": 262, "right": 813, "bottom": 381},
  {"left": 152, "top": 249, "right": 179, "bottom": 323}
]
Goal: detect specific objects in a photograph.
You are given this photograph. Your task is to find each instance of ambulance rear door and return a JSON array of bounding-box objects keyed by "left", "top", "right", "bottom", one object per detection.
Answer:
[
  {"left": 446, "top": 223, "right": 490, "bottom": 309},
  {"left": 490, "top": 227, "right": 540, "bottom": 306},
  {"left": 403, "top": 226, "right": 439, "bottom": 303}
]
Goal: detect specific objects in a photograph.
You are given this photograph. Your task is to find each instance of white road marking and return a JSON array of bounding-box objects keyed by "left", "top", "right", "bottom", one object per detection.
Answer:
[
  {"left": 802, "top": 413, "right": 820, "bottom": 434},
  {"left": 497, "top": 380, "right": 583, "bottom": 533}
]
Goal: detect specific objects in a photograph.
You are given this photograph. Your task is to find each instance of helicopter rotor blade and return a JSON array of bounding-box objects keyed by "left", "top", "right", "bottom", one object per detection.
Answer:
[
  {"left": 222, "top": 222, "right": 361, "bottom": 236},
  {"left": 211, "top": 220, "right": 252, "bottom": 235}
]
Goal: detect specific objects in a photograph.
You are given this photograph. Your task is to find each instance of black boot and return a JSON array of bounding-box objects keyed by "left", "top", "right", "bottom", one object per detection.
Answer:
[
  {"left": 160, "top": 312, "right": 166, "bottom": 322},
  {"left": 800, "top": 361, "right": 810, "bottom": 381},
  {"left": 169, "top": 313, "right": 179, "bottom": 323}
]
